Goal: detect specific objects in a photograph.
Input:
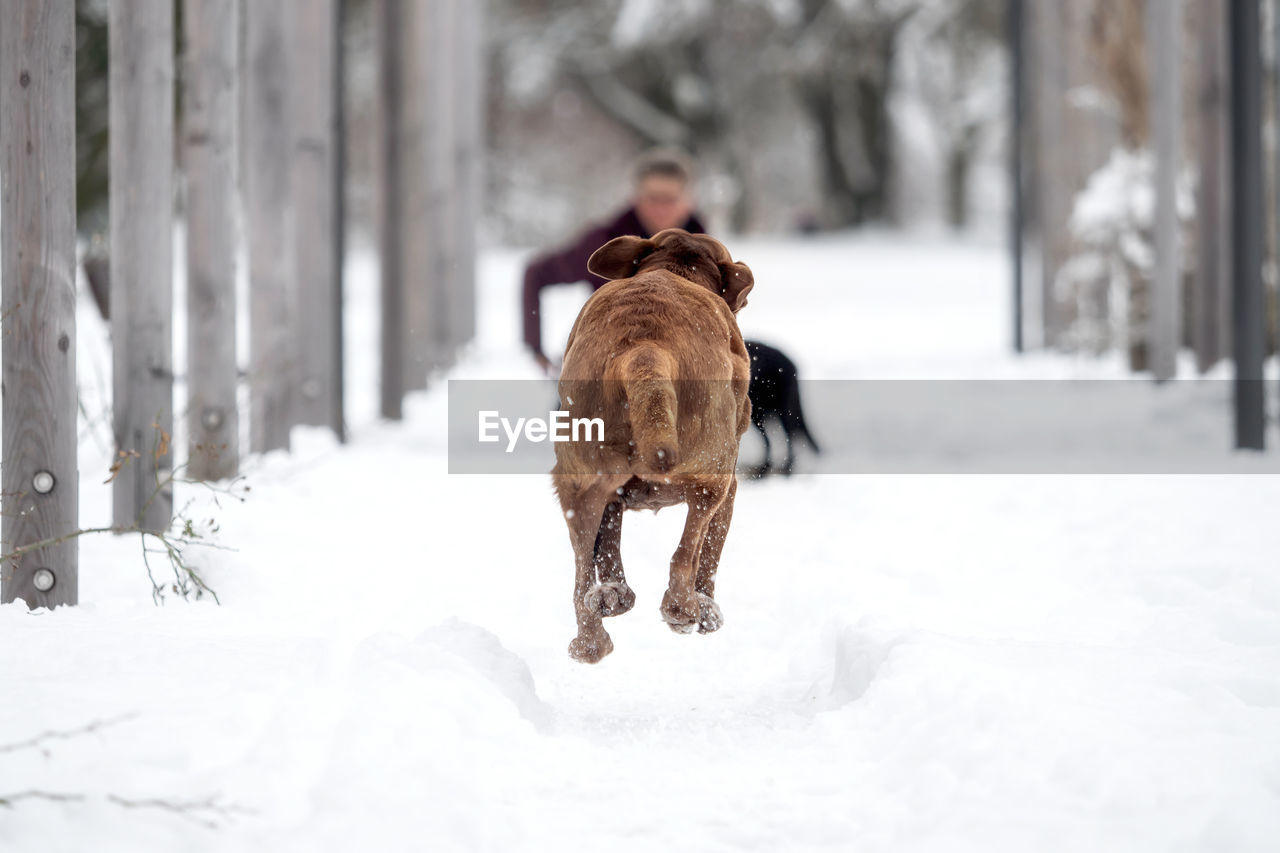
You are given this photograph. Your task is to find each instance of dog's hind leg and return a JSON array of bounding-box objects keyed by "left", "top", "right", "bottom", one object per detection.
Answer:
[
  {"left": 692, "top": 477, "right": 736, "bottom": 634},
  {"left": 662, "top": 479, "right": 731, "bottom": 634},
  {"left": 585, "top": 499, "right": 636, "bottom": 618},
  {"left": 557, "top": 476, "right": 624, "bottom": 663},
  {"left": 695, "top": 480, "right": 736, "bottom": 599}
]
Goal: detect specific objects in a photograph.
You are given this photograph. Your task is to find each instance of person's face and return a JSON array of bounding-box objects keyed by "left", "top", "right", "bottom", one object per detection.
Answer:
[{"left": 633, "top": 175, "right": 693, "bottom": 235}]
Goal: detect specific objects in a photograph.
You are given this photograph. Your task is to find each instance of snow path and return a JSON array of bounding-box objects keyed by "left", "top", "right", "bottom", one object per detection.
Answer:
[{"left": 3, "top": 234, "right": 1279, "bottom": 851}]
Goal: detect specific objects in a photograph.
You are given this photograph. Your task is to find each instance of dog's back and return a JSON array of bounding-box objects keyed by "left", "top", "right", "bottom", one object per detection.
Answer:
[{"left": 559, "top": 269, "right": 749, "bottom": 480}]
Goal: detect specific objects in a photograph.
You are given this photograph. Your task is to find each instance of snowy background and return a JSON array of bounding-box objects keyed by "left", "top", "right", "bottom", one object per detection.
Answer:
[{"left": 3, "top": 234, "right": 1280, "bottom": 851}]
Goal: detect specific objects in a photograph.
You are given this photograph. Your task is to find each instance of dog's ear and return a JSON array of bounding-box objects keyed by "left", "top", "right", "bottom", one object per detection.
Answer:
[
  {"left": 718, "top": 261, "right": 754, "bottom": 313},
  {"left": 588, "top": 235, "right": 656, "bottom": 281}
]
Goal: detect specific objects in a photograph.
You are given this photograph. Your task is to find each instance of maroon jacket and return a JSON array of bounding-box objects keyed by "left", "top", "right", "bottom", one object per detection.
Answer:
[{"left": 522, "top": 207, "right": 707, "bottom": 361}]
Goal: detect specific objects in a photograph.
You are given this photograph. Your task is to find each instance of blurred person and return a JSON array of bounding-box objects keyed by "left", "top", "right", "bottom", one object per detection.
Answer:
[{"left": 522, "top": 148, "right": 707, "bottom": 373}]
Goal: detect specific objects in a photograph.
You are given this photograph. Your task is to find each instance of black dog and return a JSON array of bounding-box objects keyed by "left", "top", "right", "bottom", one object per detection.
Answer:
[{"left": 743, "top": 340, "right": 820, "bottom": 477}]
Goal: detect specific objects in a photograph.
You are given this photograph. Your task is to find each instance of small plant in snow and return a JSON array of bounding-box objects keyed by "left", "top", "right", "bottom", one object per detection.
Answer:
[{"left": 3, "top": 425, "right": 247, "bottom": 605}]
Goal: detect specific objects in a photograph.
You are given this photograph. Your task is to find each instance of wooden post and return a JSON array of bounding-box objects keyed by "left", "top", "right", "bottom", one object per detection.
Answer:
[
  {"left": 427, "top": 0, "right": 458, "bottom": 371},
  {"left": 335, "top": 0, "right": 347, "bottom": 437},
  {"left": 1, "top": 0, "right": 78, "bottom": 607},
  {"left": 1009, "top": 0, "right": 1025, "bottom": 354},
  {"left": 1148, "top": 0, "right": 1181, "bottom": 381},
  {"left": 1195, "top": 0, "right": 1232, "bottom": 373},
  {"left": 110, "top": 0, "right": 174, "bottom": 532},
  {"left": 421, "top": 0, "right": 480, "bottom": 369},
  {"left": 289, "top": 0, "right": 345, "bottom": 440},
  {"left": 1030, "top": 0, "right": 1068, "bottom": 349},
  {"left": 377, "top": 0, "right": 406, "bottom": 420},
  {"left": 1020, "top": 0, "right": 1044, "bottom": 350},
  {"left": 452, "top": 0, "right": 481, "bottom": 353},
  {"left": 183, "top": 0, "right": 240, "bottom": 480},
  {"left": 243, "top": 1, "right": 296, "bottom": 451},
  {"left": 403, "top": 0, "right": 437, "bottom": 388},
  {"left": 1228, "top": 0, "right": 1266, "bottom": 449}
]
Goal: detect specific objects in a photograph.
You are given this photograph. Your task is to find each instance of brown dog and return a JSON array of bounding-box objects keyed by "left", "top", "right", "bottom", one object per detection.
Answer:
[{"left": 552, "top": 228, "right": 754, "bottom": 663}]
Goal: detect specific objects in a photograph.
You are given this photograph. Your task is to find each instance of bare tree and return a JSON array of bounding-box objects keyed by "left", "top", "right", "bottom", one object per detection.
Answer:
[
  {"left": 790, "top": 0, "right": 919, "bottom": 228},
  {"left": 908, "top": 0, "right": 1005, "bottom": 228},
  {"left": 486, "top": 0, "right": 950, "bottom": 234},
  {"left": 1092, "top": 0, "right": 1150, "bottom": 150}
]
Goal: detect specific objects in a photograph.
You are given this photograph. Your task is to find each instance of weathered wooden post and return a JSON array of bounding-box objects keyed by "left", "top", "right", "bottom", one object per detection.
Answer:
[
  {"left": 452, "top": 0, "right": 481, "bottom": 354},
  {"left": 421, "top": 0, "right": 481, "bottom": 371},
  {"left": 403, "top": 0, "right": 437, "bottom": 389},
  {"left": 290, "top": 0, "right": 346, "bottom": 440},
  {"left": 110, "top": 0, "right": 175, "bottom": 532},
  {"left": 377, "top": 0, "right": 407, "bottom": 420},
  {"left": 1008, "top": 0, "right": 1025, "bottom": 354},
  {"left": 380, "top": 0, "right": 477, "bottom": 403},
  {"left": 183, "top": 0, "right": 240, "bottom": 480},
  {"left": 1, "top": 0, "right": 79, "bottom": 607},
  {"left": 1148, "top": 0, "right": 1181, "bottom": 381},
  {"left": 244, "top": 1, "right": 297, "bottom": 451},
  {"left": 1228, "top": 0, "right": 1266, "bottom": 450},
  {"left": 1029, "top": 0, "right": 1069, "bottom": 350},
  {"left": 335, "top": 0, "right": 348, "bottom": 434},
  {"left": 427, "top": 0, "right": 458, "bottom": 371}
]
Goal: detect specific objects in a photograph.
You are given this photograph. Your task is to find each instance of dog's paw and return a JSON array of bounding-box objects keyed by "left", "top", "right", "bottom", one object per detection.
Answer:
[
  {"left": 585, "top": 581, "right": 636, "bottom": 618},
  {"left": 660, "top": 590, "right": 699, "bottom": 634},
  {"left": 568, "top": 631, "right": 614, "bottom": 664},
  {"left": 696, "top": 593, "right": 724, "bottom": 634}
]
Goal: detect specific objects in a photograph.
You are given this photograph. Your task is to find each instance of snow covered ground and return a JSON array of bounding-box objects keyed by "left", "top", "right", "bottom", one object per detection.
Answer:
[{"left": 3, "top": 233, "right": 1280, "bottom": 851}]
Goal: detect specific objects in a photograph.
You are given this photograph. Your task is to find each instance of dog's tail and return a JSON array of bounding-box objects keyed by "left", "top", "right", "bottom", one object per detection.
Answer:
[
  {"left": 784, "top": 375, "right": 821, "bottom": 454},
  {"left": 609, "top": 343, "right": 679, "bottom": 475}
]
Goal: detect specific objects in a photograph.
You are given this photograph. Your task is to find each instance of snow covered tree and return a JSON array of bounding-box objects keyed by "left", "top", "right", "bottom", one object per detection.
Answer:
[{"left": 1057, "top": 0, "right": 1163, "bottom": 363}]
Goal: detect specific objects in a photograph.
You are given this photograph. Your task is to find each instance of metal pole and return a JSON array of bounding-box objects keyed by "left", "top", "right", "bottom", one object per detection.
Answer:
[{"left": 1228, "top": 0, "right": 1266, "bottom": 450}]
